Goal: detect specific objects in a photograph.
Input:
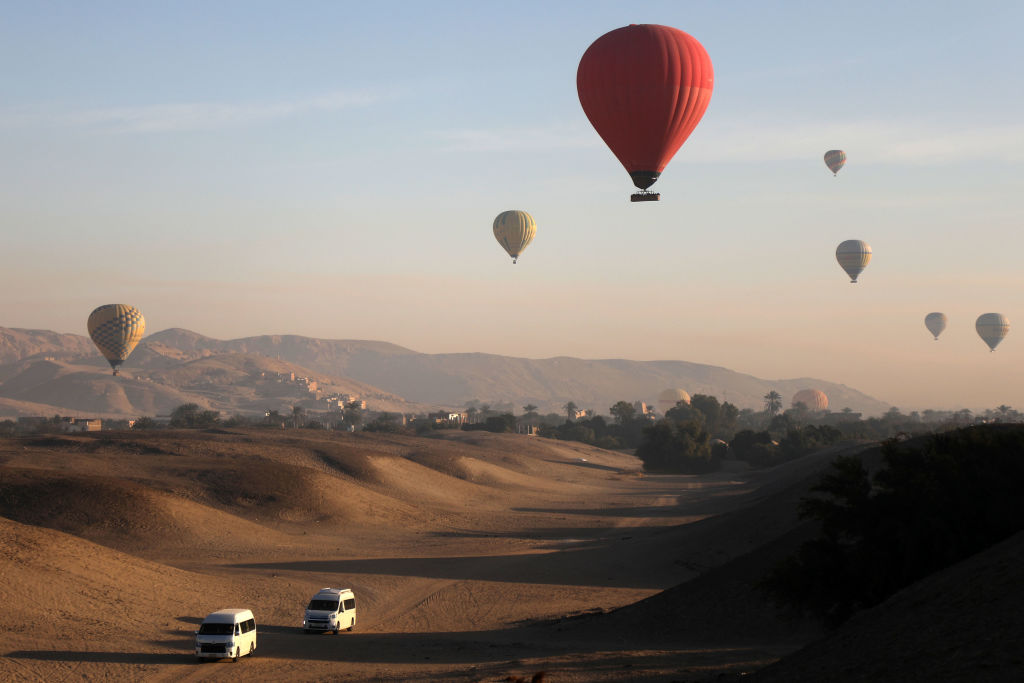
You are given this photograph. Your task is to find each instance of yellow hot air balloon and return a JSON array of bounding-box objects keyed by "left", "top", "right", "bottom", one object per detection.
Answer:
[
  {"left": 976, "top": 313, "right": 1009, "bottom": 352},
  {"left": 924, "top": 312, "right": 947, "bottom": 340},
  {"left": 836, "top": 240, "right": 872, "bottom": 283},
  {"left": 87, "top": 304, "right": 145, "bottom": 375},
  {"left": 493, "top": 210, "right": 536, "bottom": 264},
  {"left": 824, "top": 150, "right": 846, "bottom": 176}
]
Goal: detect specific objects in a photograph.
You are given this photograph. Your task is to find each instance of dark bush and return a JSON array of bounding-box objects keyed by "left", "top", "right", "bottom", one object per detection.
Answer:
[{"left": 762, "top": 425, "right": 1024, "bottom": 627}]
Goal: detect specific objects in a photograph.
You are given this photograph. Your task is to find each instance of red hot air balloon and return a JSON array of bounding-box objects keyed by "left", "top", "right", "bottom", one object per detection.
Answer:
[{"left": 577, "top": 24, "right": 714, "bottom": 202}]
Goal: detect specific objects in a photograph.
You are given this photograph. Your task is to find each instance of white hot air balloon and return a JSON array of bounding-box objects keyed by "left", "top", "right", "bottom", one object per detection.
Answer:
[
  {"left": 976, "top": 313, "right": 1009, "bottom": 352},
  {"left": 657, "top": 388, "right": 691, "bottom": 414},
  {"left": 924, "top": 312, "right": 947, "bottom": 340},
  {"left": 836, "top": 240, "right": 872, "bottom": 283}
]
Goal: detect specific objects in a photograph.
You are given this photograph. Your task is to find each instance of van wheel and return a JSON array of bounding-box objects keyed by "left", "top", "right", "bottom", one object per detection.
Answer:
[
  {"left": 249, "top": 642, "right": 255, "bottom": 656},
  {"left": 348, "top": 618, "right": 355, "bottom": 632},
  {"left": 232, "top": 647, "right": 240, "bottom": 663}
]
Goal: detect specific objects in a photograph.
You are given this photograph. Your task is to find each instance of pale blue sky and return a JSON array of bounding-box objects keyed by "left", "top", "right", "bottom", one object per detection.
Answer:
[{"left": 3, "top": 1, "right": 1024, "bottom": 411}]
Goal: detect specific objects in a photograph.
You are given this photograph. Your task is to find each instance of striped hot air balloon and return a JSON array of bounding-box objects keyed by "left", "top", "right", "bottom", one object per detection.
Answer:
[
  {"left": 836, "top": 240, "right": 872, "bottom": 283},
  {"left": 824, "top": 150, "right": 846, "bottom": 175},
  {"left": 87, "top": 304, "right": 145, "bottom": 375},
  {"left": 493, "top": 210, "right": 536, "bottom": 264},
  {"left": 791, "top": 389, "right": 828, "bottom": 411}
]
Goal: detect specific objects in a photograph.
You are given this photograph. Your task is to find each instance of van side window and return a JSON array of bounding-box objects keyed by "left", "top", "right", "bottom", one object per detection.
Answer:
[
  {"left": 343, "top": 598, "right": 356, "bottom": 611},
  {"left": 235, "top": 624, "right": 241, "bottom": 636},
  {"left": 246, "top": 618, "right": 255, "bottom": 632}
]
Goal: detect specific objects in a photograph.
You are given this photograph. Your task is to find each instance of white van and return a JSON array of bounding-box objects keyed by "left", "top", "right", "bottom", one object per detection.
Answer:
[
  {"left": 194, "top": 609, "right": 257, "bottom": 662},
  {"left": 303, "top": 588, "right": 356, "bottom": 634}
]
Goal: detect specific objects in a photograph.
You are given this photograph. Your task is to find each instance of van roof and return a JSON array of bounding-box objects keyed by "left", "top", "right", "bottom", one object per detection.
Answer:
[
  {"left": 313, "top": 588, "right": 352, "bottom": 597},
  {"left": 203, "top": 609, "right": 254, "bottom": 623}
]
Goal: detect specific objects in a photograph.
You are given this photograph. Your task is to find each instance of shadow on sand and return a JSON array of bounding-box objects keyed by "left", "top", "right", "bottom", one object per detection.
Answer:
[
  {"left": 5, "top": 630, "right": 775, "bottom": 679},
  {"left": 226, "top": 542, "right": 675, "bottom": 589},
  {"left": 5, "top": 650, "right": 188, "bottom": 665}
]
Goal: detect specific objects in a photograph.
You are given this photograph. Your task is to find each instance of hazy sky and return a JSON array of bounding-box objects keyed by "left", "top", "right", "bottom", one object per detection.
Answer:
[{"left": 3, "top": 1, "right": 1024, "bottom": 412}]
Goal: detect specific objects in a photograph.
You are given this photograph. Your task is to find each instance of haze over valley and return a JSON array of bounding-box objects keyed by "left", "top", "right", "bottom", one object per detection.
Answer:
[{"left": 0, "top": 326, "right": 889, "bottom": 419}]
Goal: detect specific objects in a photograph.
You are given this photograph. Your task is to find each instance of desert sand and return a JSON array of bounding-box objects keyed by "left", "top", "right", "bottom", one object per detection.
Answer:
[{"left": 0, "top": 428, "right": 849, "bottom": 681}]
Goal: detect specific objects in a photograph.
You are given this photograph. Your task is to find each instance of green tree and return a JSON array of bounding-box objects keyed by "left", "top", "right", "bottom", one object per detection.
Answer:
[
  {"left": 665, "top": 401, "right": 701, "bottom": 425},
  {"left": 484, "top": 413, "right": 517, "bottom": 433},
  {"left": 763, "top": 426, "right": 1024, "bottom": 627},
  {"left": 686, "top": 394, "right": 740, "bottom": 440},
  {"left": 609, "top": 401, "right": 637, "bottom": 424},
  {"left": 635, "top": 419, "right": 714, "bottom": 473},
  {"left": 363, "top": 412, "right": 402, "bottom": 433},
  {"left": 131, "top": 416, "right": 158, "bottom": 430},
  {"left": 344, "top": 401, "right": 363, "bottom": 427},
  {"left": 170, "top": 403, "right": 220, "bottom": 428},
  {"left": 170, "top": 403, "right": 201, "bottom": 427},
  {"left": 763, "top": 390, "right": 783, "bottom": 417},
  {"left": 563, "top": 401, "right": 578, "bottom": 422}
]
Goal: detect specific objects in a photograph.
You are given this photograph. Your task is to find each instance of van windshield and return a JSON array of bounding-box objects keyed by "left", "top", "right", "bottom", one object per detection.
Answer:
[
  {"left": 308, "top": 599, "right": 340, "bottom": 611},
  {"left": 198, "top": 623, "right": 234, "bottom": 635}
]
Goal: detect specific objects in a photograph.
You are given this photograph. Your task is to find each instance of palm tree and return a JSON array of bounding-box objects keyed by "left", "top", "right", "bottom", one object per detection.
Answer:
[
  {"left": 993, "top": 404, "right": 1017, "bottom": 422},
  {"left": 522, "top": 404, "right": 538, "bottom": 416},
  {"left": 563, "top": 401, "right": 578, "bottom": 422},
  {"left": 763, "top": 390, "right": 782, "bottom": 417}
]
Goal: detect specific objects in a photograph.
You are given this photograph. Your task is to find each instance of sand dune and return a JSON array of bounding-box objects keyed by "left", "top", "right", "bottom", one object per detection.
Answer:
[{"left": 1, "top": 428, "right": 1013, "bottom": 681}]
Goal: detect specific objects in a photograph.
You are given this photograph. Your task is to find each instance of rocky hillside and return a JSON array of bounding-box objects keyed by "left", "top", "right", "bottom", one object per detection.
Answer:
[
  {"left": 0, "top": 326, "right": 891, "bottom": 418},
  {"left": 0, "top": 352, "right": 427, "bottom": 419},
  {"left": 140, "top": 329, "right": 889, "bottom": 415}
]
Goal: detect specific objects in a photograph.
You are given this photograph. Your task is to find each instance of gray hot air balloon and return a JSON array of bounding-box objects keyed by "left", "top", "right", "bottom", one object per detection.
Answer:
[
  {"left": 836, "top": 240, "right": 872, "bottom": 283},
  {"left": 976, "top": 313, "right": 1009, "bottom": 351},
  {"left": 924, "top": 312, "right": 947, "bottom": 340}
]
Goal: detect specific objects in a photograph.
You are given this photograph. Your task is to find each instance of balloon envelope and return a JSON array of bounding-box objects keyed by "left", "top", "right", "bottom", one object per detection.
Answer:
[
  {"left": 792, "top": 389, "right": 829, "bottom": 411},
  {"left": 87, "top": 304, "right": 145, "bottom": 375},
  {"left": 836, "top": 240, "right": 872, "bottom": 283},
  {"left": 493, "top": 210, "right": 536, "bottom": 264},
  {"left": 657, "top": 388, "right": 691, "bottom": 413},
  {"left": 577, "top": 24, "right": 713, "bottom": 193},
  {"left": 976, "top": 313, "right": 1009, "bottom": 351},
  {"left": 924, "top": 312, "right": 947, "bottom": 340},
  {"left": 824, "top": 150, "right": 846, "bottom": 175}
]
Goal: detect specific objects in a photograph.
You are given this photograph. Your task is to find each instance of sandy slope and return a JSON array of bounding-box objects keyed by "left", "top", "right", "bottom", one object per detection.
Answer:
[
  {"left": 749, "top": 530, "right": 1024, "bottom": 683},
  {"left": 0, "top": 429, "right": 860, "bottom": 681}
]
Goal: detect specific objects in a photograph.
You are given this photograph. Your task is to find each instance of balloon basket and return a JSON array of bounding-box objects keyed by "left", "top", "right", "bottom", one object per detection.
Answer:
[{"left": 630, "top": 191, "right": 660, "bottom": 202}]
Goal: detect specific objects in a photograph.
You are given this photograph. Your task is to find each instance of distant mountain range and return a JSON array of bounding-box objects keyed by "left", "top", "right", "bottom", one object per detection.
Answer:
[{"left": 0, "top": 326, "right": 890, "bottom": 418}]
